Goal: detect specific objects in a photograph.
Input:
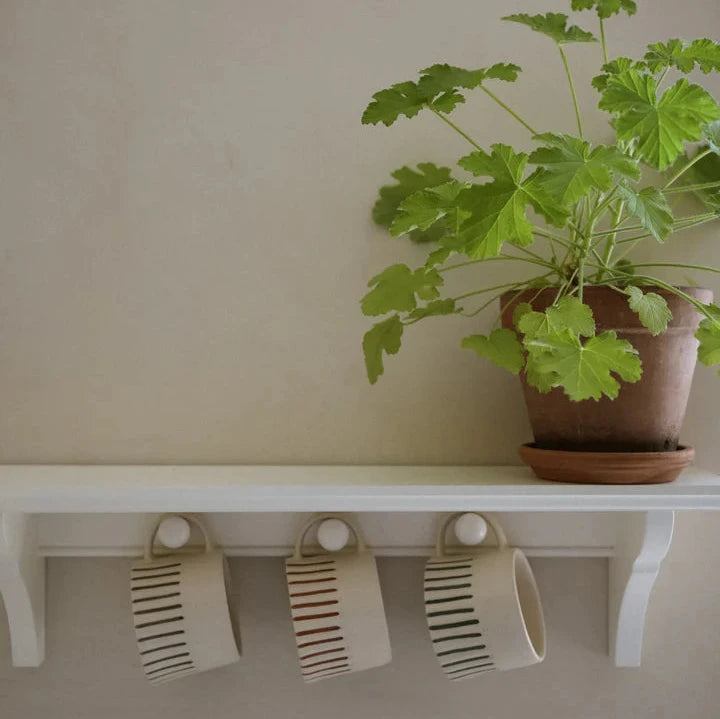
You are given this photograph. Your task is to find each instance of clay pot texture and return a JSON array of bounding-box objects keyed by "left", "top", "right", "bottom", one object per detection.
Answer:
[{"left": 501, "top": 286, "right": 713, "bottom": 452}]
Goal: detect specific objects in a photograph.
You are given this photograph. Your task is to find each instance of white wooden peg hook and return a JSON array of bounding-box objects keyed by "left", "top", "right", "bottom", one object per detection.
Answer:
[
  {"left": 317, "top": 518, "right": 351, "bottom": 552},
  {"left": 156, "top": 515, "right": 192, "bottom": 549},
  {"left": 454, "top": 512, "right": 488, "bottom": 546}
]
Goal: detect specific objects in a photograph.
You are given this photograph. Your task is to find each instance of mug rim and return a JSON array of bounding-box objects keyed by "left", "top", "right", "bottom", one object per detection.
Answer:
[{"left": 512, "top": 550, "right": 546, "bottom": 661}]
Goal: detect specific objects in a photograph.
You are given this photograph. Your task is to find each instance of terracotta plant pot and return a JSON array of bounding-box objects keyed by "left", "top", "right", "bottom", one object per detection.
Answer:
[{"left": 501, "top": 286, "right": 712, "bottom": 483}]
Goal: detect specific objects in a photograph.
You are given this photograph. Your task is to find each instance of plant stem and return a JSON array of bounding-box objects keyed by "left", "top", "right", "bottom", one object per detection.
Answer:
[
  {"left": 591, "top": 224, "right": 646, "bottom": 237},
  {"left": 588, "top": 187, "right": 621, "bottom": 224},
  {"left": 599, "top": 19, "right": 608, "bottom": 64},
  {"left": 612, "top": 232, "right": 654, "bottom": 245},
  {"left": 511, "top": 244, "right": 550, "bottom": 263},
  {"left": 591, "top": 213, "right": 714, "bottom": 242},
  {"left": 533, "top": 227, "right": 572, "bottom": 246},
  {"left": 664, "top": 180, "right": 720, "bottom": 194},
  {"left": 675, "top": 212, "right": 719, "bottom": 224},
  {"left": 478, "top": 86, "right": 538, "bottom": 135},
  {"left": 593, "top": 222, "right": 660, "bottom": 242},
  {"left": 663, "top": 147, "right": 713, "bottom": 189},
  {"left": 554, "top": 266, "right": 579, "bottom": 304},
  {"left": 453, "top": 281, "right": 531, "bottom": 302},
  {"left": 464, "top": 286, "right": 527, "bottom": 318},
  {"left": 559, "top": 46, "right": 583, "bottom": 138},
  {"left": 502, "top": 253, "right": 560, "bottom": 272},
  {"left": 609, "top": 215, "right": 719, "bottom": 265},
  {"left": 429, "top": 108, "right": 483, "bottom": 151},
  {"left": 492, "top": 286, "right": 533, "bottom": 329},
  {"left": 597, "top": 200, "right": 625, "bottom": 282},
  {"left": 462, "top": 273, "right": 555, "bottom": 318},
  {"left": 628, "top": 262, "right": 720, "bottom": 275},
  {"left": 438, "top": 255, "right": 556, "bottom": 273},
  {"left": 574, "top": 196, "right": 599, "bottom": 302},
  {"left": 577, "top": 236, "right": 589, "bottom": 302}
]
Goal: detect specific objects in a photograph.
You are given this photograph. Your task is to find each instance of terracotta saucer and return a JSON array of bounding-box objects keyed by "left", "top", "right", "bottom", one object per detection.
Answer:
[{"left": 518, "top": 444, "right": 695, "bottom": 485}]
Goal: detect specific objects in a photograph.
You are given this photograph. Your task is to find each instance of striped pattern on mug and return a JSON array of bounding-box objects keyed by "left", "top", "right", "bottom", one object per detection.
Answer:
[
  {"left": 424, "top": 555, "right": 496, "bottom": 681},
  {"left": 286, "top": 557, "right": 351, "bottom": 682},
  {"left": 131, "top": 560, "right": 196, "bottom": 684}
]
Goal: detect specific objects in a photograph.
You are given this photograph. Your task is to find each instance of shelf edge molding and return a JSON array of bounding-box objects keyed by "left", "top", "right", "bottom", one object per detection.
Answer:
[{"left": 1, "top": 465, "right": 720, "bottom": 512}]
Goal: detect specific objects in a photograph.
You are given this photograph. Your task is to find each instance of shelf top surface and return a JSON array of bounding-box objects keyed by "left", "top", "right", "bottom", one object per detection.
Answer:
[{"left": 0, "top": 464, "right": 719, "bottom": 512}]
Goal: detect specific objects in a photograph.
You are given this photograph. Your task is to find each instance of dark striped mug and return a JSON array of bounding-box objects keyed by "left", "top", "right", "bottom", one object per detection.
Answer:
[
  {"left": 425, "top": 512, "right": 545, "bottom": 681},
  {"left": 130, "top": 514, "right": 241, "bottom": 684},
  {"left": 285, "top": 514, "right": 391, "bottom": 682}
]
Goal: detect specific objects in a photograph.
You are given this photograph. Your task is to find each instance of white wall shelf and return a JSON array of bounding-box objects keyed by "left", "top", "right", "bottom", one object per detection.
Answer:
[
  {"left": 1, "top": 464, "right": 719, "bottom": 671},
  {"left": 0, "top": 464, "right": 719, "bottom": 512}
]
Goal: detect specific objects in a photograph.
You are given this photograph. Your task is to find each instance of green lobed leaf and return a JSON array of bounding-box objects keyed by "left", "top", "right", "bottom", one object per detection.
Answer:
[
  {"left": 616, "top": 184, "right": 674, "bottom": 241},
  {"left": 696, "top": 318, "right": 720, "bottom": 374},
  {"left": 599, "top": 72, "right": 720, "bottom": 170},
  {"left": 512, "top": 302, "right": 534, "bottom": 329},
  {"left": 705, "top": 121, "right": 720, "bottom": 155},
  {"left": 520, "top": 297, "right": 599, "bottom": 395},
  {"left": 390, "top": 180, "right": 470, "bottom": 236},
  {"left": 704, "top": 304, "right": 720, "bottom": 322},
  {"left": 502, "top": 13, "right": 597, "bottom": 45},
  {"left": 461, "top": 329, "right": 525, "bottom": 374},
  {"left": 417, "top": 62, "right": 521, "bottom": 96},
  {"left": 644, "top": 38, "right": 720, "bottom": 74},
  {"left": 518, "top": 296, "right": 596, "bottom": 339},
  {"left": 363, "top": 316, "right": 403, "bottom": 384},
  {"left": 592, "top": 57, "right": 643, "bottom": 92},
  {"left": 451, "top": 144, "right": 568, "bottom": 258},
  {"left": 626, "top": 287, "right": 673, "bottom": 336},
  {"left": 529, "top": 133, "right": 640, "bottom": 207},
  {"left": 361, "top": 264, "right": 443, "bottom": 316},
  {"left": 407, "top": 298, "right": 459, "bottom": 320},
  {"left": 361, "top": 82, "right": 427, "bottom": 127},
  {"left": 527, "top": 329, "right": 642, "bottom": 401},
  {"left": 525, "top": 361, "right": 558, "bottom": 393},
  {"left": 686, "top": 39, "right": 720, "bottom": 73},
  {"left": 425, "top": 247, "right": 453, "bottom": 269},
  {"left": 373, "top": 163, "right": 455, "bottom": 243},
  {"left": 571, "top": 0, "right": 637, "bottom": 18},
  {"left": 644, "top": 39, "right": 690, "bottom": 72},
  {"left": 362, "top": 63, "right": 521, "bottom": 128}
]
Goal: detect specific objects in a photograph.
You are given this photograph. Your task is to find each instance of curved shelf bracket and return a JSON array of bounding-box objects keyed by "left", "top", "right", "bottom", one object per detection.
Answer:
[
  {"left": 0, "top": 513, "right": 45, "bottom": 666},
  {"left": 608, "top": 510, "right": 674, "bottom": 667}
]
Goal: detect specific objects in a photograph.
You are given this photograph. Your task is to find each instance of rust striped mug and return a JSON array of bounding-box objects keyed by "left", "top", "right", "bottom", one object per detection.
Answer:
[
  {"left": 285, "top": 514, "right": 391, "bottom": 682},
  {"left": 130, "top": 514, "right": 241, "bottom": 684}
]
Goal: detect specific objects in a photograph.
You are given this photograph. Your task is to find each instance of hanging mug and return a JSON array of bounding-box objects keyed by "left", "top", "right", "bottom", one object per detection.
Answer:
[
  {"left": 285, "top": 514, "right": 391, "bottom": 682},
  {"left": 425, "top": 512, "right": 545, "bottom": 681},
  {"left": 130, "top": 514, "right": 241, "bottom": 684}
]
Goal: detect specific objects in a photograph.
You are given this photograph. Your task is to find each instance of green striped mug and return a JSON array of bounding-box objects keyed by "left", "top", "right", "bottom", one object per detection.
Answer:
[
  {"left": 425, "top": 512, "right": 546, "bottom": 681},
  {"left": 130, "top": 514, "right": 241, "bottom": 684}
]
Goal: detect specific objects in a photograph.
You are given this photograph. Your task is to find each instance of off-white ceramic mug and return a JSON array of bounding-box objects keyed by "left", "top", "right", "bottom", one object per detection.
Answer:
[
  {"left": 425, "top": 512, "right": 546, "bottom": 681},
  {"left": 130, "top": 513, "right": 241, "bottom": 684},
  {"left": 285, "top": 514, "right": 391, "bottom": 682}
]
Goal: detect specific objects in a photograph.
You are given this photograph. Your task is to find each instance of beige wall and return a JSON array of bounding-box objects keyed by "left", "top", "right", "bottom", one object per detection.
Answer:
[
  {"left": 1, "top": 0, "right": 719, "bottom": 465},
  {"left": 1, "top": 0, "right": 720, "bottom": 716}
]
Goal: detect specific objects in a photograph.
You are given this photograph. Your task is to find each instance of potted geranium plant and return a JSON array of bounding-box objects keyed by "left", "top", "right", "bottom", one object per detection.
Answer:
[{"left": 360, "top": 1, "right": 720, "bottom": 483}]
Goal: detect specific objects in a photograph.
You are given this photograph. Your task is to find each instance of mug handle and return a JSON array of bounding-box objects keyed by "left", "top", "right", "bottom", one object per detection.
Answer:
[
  {"left": 144, "top": 513, "right": 215, "bottom": 561},
  {"left": 291, "top": 514, "right": 367, "bottom": 560},
  {"left": 435, "top": 512, "right": 507, "bottom": 557}
]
